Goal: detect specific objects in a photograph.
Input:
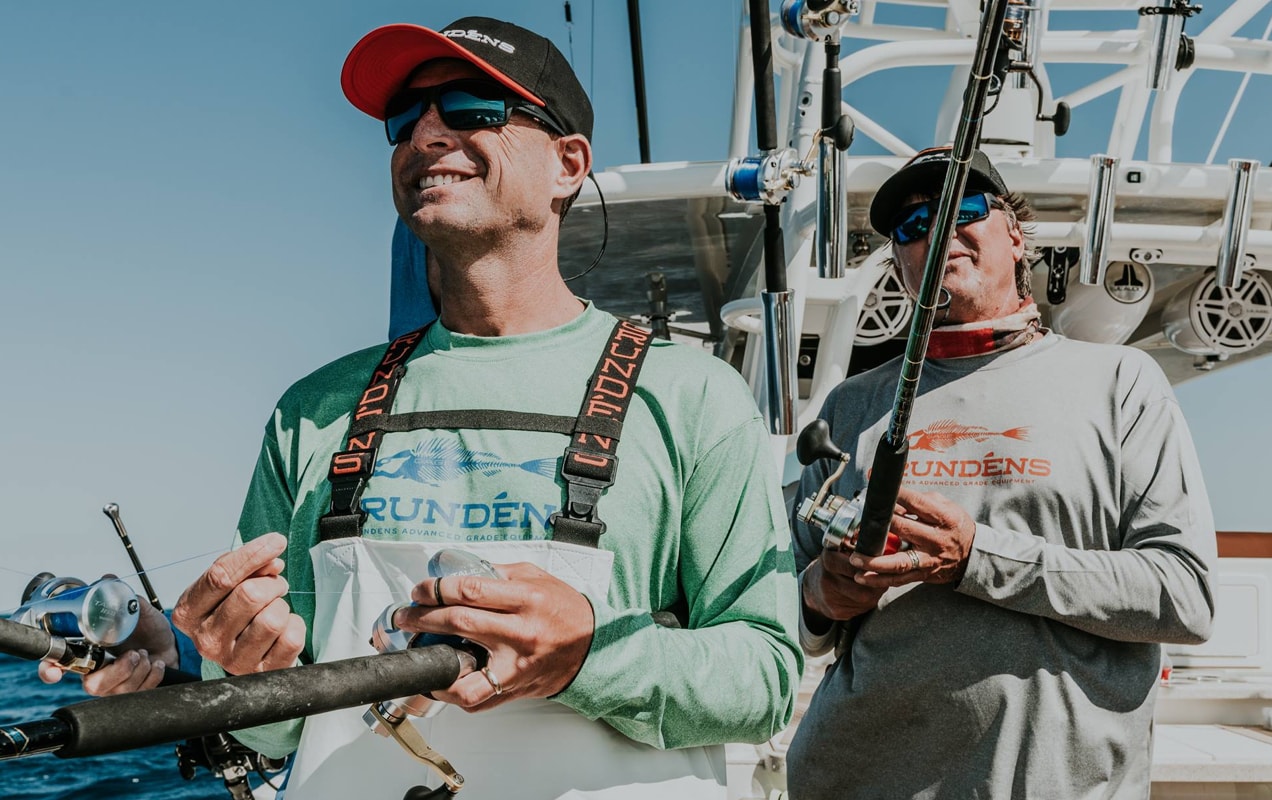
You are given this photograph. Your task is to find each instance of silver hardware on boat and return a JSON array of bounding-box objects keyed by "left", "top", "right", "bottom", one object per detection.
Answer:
[
  {"left": 1217, "top": 159, "right": 1260, "bottom": 289},
  {"left": 1079, "top": 155, "right": 1119, "bottom": 286}
]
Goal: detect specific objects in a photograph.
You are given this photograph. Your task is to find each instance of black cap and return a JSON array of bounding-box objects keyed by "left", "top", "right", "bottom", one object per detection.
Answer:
[
  {"left": 342, "top": 17, "right": 594, "bottom": 141},
  {"left": 869, "top": 147, "right": 1010, "bottom": 235}
]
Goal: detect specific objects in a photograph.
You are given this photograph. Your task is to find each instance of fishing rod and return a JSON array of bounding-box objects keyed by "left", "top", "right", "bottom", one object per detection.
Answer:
[
  {"left": 3, "top": 502, "right": 201, "bottom": 683},
  {"left": 728, "top": 1, "right": 859, "bottom": 432},
  {"left": 1, "top": 504, "right": 285, "bottom": 798},
  {"left": 726, "top": 0, "right": 805, "bottom": 435},
  {"left": 102, "top": 502, "right": 163, "bottom": 611},
  {"left": 0, "top": 645, "right": 468, "bottom": 765},
  {"left": 780, "top": 1, "right": 857, "bottom": 280},
  {"left": 98, "top": 502, "right": 280, "bottom": 798},
  {"left": 795, "top": 0, "right": 1031, "bottom": 555}
]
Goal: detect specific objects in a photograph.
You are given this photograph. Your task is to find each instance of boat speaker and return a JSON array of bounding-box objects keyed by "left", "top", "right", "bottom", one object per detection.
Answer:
[
  {"left": 1051, "top": 260, "right": 1154, "bottom": 345},
  {"left": 1162, "top": 269, "right": 1272, "bottom": 355},
  {"left": 854, "top": 269, "right": 912, "bottom": 345}
]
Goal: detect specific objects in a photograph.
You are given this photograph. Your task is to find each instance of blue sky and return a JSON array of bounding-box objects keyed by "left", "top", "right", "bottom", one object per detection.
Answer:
[{"left": 0, "top": 0, "right": 1268, "bottom": 605}]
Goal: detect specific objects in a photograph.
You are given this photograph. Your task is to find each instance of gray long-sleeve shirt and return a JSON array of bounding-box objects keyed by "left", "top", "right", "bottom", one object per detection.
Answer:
[{"left": 786, "top": 334, "right": 1216, "bottom": 800}]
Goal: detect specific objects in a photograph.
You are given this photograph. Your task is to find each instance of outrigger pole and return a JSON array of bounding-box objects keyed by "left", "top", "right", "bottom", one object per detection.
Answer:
[
  {"left": 850, "top": 0, "right": 1016, "bottom": 555},
  {"left": 0, "top": 635, "right": 465, "bottom": 761}
]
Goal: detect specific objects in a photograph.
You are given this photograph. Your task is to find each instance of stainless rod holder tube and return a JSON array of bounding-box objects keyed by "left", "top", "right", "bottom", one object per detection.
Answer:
[
  {"left": 817, "top": 137, "right": 846, "bottom": 278},
  {"left": 1079, "top": 154, "right": 1119, "bottom": 285},
  {"left": 761, "top": 290, "right": 797, "bottom": 435},
  {"left": 1217, "top": 158, "right": 1259, "bottom": 288},
  {"left": 1146, "top": 2, "right": 1184, "bottom": 92}
]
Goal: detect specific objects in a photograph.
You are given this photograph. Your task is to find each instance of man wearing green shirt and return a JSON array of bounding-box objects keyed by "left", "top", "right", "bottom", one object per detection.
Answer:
[{"left": 160, "top": 16, "right": 799, "bottom": 800}]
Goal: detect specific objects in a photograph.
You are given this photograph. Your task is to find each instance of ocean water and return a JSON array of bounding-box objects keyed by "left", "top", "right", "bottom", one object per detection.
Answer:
[{"left": 0, "top": 654, "right": 235, "bottom": 800}]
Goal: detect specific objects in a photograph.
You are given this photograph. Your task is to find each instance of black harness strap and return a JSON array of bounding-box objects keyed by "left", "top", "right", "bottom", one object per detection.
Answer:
[
  {"left": 350, "top": 410, "right": 575, "bottom": 437},
  {"left": 549, "top": 320, "right": 654, "bottom": 548},
  {"left": 318, "top": 327, "right": 429, "bottom": 541},
  {"left": 320, "top": 319, "right": 654, "bottom": 547}
]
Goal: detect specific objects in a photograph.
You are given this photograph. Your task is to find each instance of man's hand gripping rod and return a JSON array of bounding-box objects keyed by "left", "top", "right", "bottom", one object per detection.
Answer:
[{"left": 796, "top": 0, "right": 1029, "bottom": 554}]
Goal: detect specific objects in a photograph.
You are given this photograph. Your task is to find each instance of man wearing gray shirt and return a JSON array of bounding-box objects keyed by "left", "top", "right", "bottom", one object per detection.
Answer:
[{"left": 786, "top": 147, "right": 1216, "bottom": 799}]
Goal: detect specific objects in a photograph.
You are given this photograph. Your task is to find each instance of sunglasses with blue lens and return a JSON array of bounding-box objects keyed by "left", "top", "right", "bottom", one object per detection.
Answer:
[
  {"left": 890, "top": 192, "right": 995, "bottom": 244},
  {"left": 384, "top": 79, "right": 565, "bottom": 145}
]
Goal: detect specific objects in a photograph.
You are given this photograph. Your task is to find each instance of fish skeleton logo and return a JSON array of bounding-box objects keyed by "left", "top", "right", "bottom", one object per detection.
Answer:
[
  {"left": 374, "top": 438, "right": 558, "bottom": 486},
  {"left": 907, "top": 419, "right": 1030, "bottom": 452}
]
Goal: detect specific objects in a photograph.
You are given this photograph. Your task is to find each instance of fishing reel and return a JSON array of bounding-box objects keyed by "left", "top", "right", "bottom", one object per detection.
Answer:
[
  {"left": 364, "top": 550, "right": 500, "bottom": 797},
  {"left": 1002, "top": 0, "right": 1037, "bottom": 66},
  {"left": 781, "top": 0, "right": 859, "bottom": 40},
  {"left": 175, "top": 733, "right": 287, "bottom": 800},
  {"left": 8, "top": 574, "right": 141, "bottom": 674},
  {"left": 794, "top": 420, "right": 905, "bottom": 554},
  {"left": 726, "top": 148, "right": 809, "bottom": 205},
  {"left": 13, "top": 574, "right": 140, "bottom": 646}
]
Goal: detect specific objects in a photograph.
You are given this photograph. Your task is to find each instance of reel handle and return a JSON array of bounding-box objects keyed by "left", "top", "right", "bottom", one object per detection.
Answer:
[{"left": 796, "top": 419, "right": 846, "bottom": 465}]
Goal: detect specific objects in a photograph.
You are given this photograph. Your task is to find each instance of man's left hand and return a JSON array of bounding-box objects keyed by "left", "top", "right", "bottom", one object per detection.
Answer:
[
  {"left": 395, "top": 562, "right": 595, "bottom": 710},
  {"left": 849, "top": 485, "right": 976, "bottom": 588}
]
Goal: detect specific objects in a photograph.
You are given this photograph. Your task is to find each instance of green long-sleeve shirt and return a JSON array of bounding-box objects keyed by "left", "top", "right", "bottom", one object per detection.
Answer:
[{"left": 207, "top": 303, "right": 801, "bottom": 757}]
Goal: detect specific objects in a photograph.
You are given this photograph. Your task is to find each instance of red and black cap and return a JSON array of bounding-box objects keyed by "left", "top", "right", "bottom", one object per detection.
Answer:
[
  {"left": 869, "top": 147, "right": 1010, "bottom": 235},
  {"left": 341, "top": 16, "right": 594, "bottom": 141}
]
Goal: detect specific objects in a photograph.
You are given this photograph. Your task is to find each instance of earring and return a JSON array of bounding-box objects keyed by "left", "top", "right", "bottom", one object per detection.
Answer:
[{"left": 936, "top": 287, "right": 952, "bottom": 324}]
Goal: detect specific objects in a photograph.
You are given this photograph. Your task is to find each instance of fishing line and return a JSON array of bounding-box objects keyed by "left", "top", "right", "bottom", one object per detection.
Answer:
[
  {"left": 0, "top": 564, "right": 40, "bottom": 578},
  {"left": 0, "top": 547, "right": 228, "bottom": 591}
]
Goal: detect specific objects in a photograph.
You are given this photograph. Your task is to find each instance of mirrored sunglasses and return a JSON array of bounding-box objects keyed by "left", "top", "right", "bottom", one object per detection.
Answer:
[
  {"left": 384, "top": 79, "right": 565, "bottom": 145},
  {"left": 890, "top": 192, "right": 994, "bottom": 244}
]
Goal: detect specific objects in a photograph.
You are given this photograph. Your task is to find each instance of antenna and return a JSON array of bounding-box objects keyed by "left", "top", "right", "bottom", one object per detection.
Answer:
[{"left": 101, "top": 503, "right": 164, "bottom": 611}]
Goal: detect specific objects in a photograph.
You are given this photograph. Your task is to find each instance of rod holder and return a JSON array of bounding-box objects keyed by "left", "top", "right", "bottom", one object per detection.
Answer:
[
  {"left": 1217, "top": 158, "right": 1259, "bottom": 289},
  {"left": 761, "top": 290, "right": 797, "bottom": 435},
  {"left": 817, "top": 138, "right": 846, "bottom": 278},
  {"left": 1079, "top": 154, "right": 1119, "bottom": 285}
]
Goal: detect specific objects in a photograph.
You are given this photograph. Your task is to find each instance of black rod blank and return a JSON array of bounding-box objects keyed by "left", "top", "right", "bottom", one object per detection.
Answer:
[{"left": 853, "top": 0, "right": 1013, "bottom": 556}]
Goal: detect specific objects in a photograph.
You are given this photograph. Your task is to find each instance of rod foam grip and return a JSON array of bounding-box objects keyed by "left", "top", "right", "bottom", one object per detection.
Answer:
[
  {"left": 764, "top": 206, "right": 787, "bottom": 292},
  {"left": 0, "top": 618, "right": 56, "bottom": 661},
  {"left": 855, "top": 435, "right": 909, "bottom": 556},
  {"left": 53, "top": 646, "right": 462, "bottom": 758}
]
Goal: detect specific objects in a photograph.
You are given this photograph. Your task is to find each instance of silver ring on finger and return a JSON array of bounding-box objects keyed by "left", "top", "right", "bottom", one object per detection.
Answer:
[
  {"left": 481, "top": 666, "right": 504, "bottom": 696},
  {"left": 906, "top": 549, "right": 921, "bottom": 571}
]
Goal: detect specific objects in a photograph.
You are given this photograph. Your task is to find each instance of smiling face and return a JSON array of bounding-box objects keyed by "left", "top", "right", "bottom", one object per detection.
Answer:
[
  {"left": 389, "top": 59, "right": 589, "bottom": 256},
  {"left": 892, "top": 192, "right": 1026, "bottom": 324}
]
